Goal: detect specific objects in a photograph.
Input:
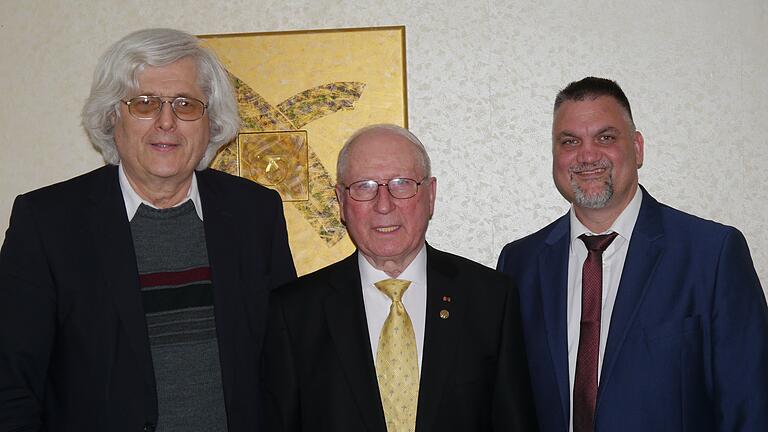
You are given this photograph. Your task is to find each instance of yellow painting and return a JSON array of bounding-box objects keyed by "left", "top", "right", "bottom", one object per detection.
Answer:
[{"left": 199, "top": 27, "right": 408, "bottom": 275}]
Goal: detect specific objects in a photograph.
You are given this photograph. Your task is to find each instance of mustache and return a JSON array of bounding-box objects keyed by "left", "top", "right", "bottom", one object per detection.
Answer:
[{"left": 569, "top": 159, "right": 612, "bottom": 174}]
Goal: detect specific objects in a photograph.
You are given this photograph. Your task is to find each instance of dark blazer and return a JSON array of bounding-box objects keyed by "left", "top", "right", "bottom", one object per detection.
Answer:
[
  {"left": 0, "top": 165, "right": 296, "bottom": 431},
  {"left": 497, "top": 187, "right": 768, "bottom": 432},
  {"left": 263, "top": 244, "right": 537, "bottom": 432}
]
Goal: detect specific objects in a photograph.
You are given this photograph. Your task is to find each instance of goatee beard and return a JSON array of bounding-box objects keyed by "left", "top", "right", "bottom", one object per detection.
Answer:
[{"left": 570, "top": 161, "right": 613, "bottom": 208}]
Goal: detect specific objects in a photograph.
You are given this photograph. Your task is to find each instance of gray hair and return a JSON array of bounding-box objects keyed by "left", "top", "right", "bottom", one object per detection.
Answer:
[
  {"left": 336, "top": 124, "right": 432, "bottom": 184},
  {"left": 82, "top": 28, "right": 240, "bottom": 170}
]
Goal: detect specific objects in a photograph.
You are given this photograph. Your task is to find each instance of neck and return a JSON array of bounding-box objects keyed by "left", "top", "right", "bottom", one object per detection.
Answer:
[
  {"left": 124, "top": 170, "right": 193, "bottom": 209},
  {"left": 573, "top": 207, "right": 620, "bottom": 233},
  {"left": 362, "top": 246, "right": 422, "bottom": 279}
]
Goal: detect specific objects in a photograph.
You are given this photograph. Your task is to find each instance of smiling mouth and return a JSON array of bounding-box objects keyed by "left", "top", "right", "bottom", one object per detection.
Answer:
[
  {"left": 151, "top": 143, "right": 179, "bottom": 150},
  {"left": 570, "top": 160, "right": 612, "bottom": 179},
  {"left": 573, "top": 167, "right": 606, "bottom": 176},
  {"left": 375, "top": 226, "right": 400, "bottom": 233}
]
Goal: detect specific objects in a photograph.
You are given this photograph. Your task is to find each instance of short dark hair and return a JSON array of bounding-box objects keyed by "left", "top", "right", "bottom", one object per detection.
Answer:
[{"left": 554, "top": 77, "right": 634, "bottom": 127}]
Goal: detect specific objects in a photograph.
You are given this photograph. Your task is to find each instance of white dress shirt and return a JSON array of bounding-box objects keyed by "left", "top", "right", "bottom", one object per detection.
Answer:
[
  {"left": 567, "top": 187, "right": 642, "bottom": 432},
  {"left": 118, "top": 164, "right": 204, "bottom": 221},
  {"left": 359, "top": 244, "right": 427, "bottom": 373}
]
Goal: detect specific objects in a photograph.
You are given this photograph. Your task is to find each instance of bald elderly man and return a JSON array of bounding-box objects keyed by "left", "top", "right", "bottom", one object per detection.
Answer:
[{"left": 263, "top": 124, "right": 537, "bottom": 432}]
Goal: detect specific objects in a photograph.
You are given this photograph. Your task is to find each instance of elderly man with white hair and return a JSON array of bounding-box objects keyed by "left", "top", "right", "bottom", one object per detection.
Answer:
[
  {"left": 0, "top": 28, "right": 296, "bottom": 431},
  {"left": 263, "top": 124, "right": 537, "bottom": 432}
]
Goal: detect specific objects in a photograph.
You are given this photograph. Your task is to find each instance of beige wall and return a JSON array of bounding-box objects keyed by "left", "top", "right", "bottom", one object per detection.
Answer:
[{"left": 1, "top": 0, "right": 766, "bottom": 288}]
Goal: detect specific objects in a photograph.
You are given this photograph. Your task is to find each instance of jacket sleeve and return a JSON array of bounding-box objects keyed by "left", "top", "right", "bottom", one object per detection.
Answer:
[
  {"left": 712, "top": 228, "right": 768, "bottom": 431},
  {"left": 0, "top": 195, "right": 56, "bottom": 431},
  {"left": 492, "top": 276, "right": 539, "bottom": 431},
  {"left": 262, "top": 293, "right": 301, "bottom": 432},
  {"left": 268, "top": 190, "right": 297, "bottom": 288}
]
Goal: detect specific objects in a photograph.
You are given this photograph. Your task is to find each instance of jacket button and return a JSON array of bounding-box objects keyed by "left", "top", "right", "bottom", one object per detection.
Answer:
[{"left": 143, "top": 423, "right": 155, "bottom": 432}]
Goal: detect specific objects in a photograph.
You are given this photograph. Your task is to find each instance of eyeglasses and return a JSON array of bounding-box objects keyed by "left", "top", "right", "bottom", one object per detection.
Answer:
[
  {"left": 122, "top": 96, "right": 208, "bottom": 121},
  {"left": 344, "top": 177, "right": 429, "bottom": 201}
]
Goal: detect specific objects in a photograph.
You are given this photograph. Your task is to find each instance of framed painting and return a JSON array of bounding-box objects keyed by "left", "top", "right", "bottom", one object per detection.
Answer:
[{"left": 199, "top": 26, "right": 408, "bottom": 275}]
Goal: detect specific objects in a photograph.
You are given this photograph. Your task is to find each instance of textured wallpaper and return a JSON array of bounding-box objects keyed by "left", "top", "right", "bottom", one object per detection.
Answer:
[{"left": 1, "top": 0, "right": 766, "bottom": 289}]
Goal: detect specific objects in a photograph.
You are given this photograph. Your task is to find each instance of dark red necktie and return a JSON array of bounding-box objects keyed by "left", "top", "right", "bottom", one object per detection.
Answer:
[{"left": 573, "top": 232, "right": 618, "bottom": 432}]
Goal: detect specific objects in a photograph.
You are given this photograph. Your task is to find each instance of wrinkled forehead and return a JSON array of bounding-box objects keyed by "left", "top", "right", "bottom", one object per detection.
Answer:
[{"left": 346, "top": 132, "right": 423, "bottom": 178}]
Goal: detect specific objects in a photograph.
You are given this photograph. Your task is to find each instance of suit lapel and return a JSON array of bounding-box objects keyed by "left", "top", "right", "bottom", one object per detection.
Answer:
[
  {"left": 196, "top": 171, "right": 248, "bottom": 406},
  {"left": 598, "top": 187, "right": 664, "bottom": 400},
  {"left": 87, "top": 166, "right": 157, "bottom": 417},
  {"left": 540, "top": 216, "right": 572, "bottom": 428},
  {"left": 324, "top": 254, "right": 387, "bottom": 432},
  {"left": 416, "top": 245, "right": 462, "bottom": 432}
]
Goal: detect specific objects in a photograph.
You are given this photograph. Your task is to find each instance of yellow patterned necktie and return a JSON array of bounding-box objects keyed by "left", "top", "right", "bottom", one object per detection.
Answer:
[{"left": 375, "top": 278, "right": 419, "bottom": 432}]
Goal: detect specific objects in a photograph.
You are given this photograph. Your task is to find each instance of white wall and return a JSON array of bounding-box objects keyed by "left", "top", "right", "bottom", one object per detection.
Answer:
[{"left": 1, "top": 0, "right": 766, "bottom": 288}]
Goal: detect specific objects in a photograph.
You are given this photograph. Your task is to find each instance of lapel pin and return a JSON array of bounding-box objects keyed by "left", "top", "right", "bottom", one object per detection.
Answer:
[
  {"left": 439, "top": 309, "right": 450, "bottom": 319},
  {"left": 442, "top": 296, "right": 452, "bottom": 303}
]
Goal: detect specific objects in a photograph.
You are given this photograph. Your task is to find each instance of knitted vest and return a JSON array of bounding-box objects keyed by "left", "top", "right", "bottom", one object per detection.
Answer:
[{"left": 130, "top": 201, "right": 227, "bottom": 431}]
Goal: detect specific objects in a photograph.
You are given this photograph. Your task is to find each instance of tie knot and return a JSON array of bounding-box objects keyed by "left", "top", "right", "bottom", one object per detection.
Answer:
[
  {"left": 375, "top": 279, "right": 412, "bottom": 302},
  {"left": 579, "top": 232, "right": 619, "bottom": 252}
]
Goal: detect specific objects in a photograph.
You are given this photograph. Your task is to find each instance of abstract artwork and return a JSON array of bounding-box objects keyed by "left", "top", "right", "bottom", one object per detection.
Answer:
[{"left": 199, "top": 27, "right": 407, "bottom": 275}]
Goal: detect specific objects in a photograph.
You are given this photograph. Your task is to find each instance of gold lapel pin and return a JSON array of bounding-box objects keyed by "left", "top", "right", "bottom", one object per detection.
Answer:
[{"left": 439, "top": 309, "right": 450, "bottom": 319}]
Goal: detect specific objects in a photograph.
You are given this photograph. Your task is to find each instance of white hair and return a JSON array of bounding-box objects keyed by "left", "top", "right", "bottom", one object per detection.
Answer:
[{"left": 81, "top": 28, "right": 240, "bottom": 169}]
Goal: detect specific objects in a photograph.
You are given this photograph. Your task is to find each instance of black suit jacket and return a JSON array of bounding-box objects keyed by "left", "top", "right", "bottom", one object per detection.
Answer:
[
  {"left": 0, "top": 165, "right": 296, "bottom": 431},
  {"left": 263, "top": 245, "right": 537, "bottom": 431}
]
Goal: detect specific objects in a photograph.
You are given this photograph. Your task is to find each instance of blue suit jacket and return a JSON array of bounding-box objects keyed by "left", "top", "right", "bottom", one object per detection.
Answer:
[{"left": 497, "top": 187, "right": 768, "bottom": 432}]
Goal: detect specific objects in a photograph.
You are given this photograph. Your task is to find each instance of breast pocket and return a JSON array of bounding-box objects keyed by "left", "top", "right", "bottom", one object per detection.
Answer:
[
  {"left": 643, "top": 315, "right": 704, "bottom": 370},
  {"left": 644, "top": 315, "right": 702, "bottom": 343}
]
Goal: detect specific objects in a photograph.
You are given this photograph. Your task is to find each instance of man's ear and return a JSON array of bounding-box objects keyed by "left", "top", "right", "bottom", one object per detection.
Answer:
[
  {"left": 634, "top": 130, "right": 644, "bottom": 169},
  {"left": 335, "top": 185, "right": 346, "bottom": 225},
  {"left": 428, "top": 177, "right": 437, "bottom": 218}
]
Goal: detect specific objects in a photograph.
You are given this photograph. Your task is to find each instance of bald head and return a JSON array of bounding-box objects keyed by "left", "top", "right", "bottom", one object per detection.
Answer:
[{"left": 336, "top": 124, "right": 431, "bottom": 185}]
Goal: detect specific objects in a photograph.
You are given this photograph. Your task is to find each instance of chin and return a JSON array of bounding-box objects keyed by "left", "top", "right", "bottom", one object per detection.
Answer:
[{"left": 573, "top": 188, "right": 612, "bottom": 209}]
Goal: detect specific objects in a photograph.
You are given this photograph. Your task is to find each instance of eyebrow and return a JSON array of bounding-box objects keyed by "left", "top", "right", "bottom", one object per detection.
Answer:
[
  {"left": 555, "top": 130, "right": 578, "bottom": 140},
  {"left": 555, "top": 126, "right": 621, "bottom": 140},
  {"left": 596, "top": 126, "right": 621, "bottom": 135}
]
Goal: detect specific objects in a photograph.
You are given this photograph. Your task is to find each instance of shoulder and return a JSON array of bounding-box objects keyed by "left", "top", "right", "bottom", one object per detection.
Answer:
[
  {"left": 197, "top": 168, "right": 281, "bottom": 202},
  {"left": 498, "top": 215, "right": 567, "bottom": 265},
  {"left": 647, "top": 196, "right": 741, "bottom": 246},
  {"left": 427, "top": 247, "right": 518, "bottom": 321},
  {"left": 196, "top": 168, "right": 284, "bottom": 222},
  {"left": 13, "top": 165, "right": 116, "bottom": 212},
  {"left": 427, "top": 246, "right": 515, "bottom": 302},
  {"left": 429, "top": 246, "right": 506, "bottom": 281},
  {"left": 272, "top": 256, "right": 353, "bottom": 304}
]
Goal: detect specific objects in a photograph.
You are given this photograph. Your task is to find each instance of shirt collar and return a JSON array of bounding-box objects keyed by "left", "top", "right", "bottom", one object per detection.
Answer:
[
  {"left": 569, "top": 186, "right": 643, "bottom": 243},
  {"left": 118, "top": 163, "right": 204, "bottom": 221},
  {"left": 358, "top": 243, "right": 428, "bottom": 288}
]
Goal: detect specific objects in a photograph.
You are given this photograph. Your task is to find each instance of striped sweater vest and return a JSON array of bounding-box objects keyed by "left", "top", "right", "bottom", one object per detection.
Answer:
[{"left": 130, "top": 201, "right": 228, "bottom": 431}]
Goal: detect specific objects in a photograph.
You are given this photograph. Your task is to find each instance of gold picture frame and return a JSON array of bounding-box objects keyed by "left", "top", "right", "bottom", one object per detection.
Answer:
[{"left": 199, "top": 26, "right": 408, "bottom": 275}]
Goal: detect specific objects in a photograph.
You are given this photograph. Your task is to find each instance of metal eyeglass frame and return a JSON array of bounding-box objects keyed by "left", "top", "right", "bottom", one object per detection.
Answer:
[
  {"left": 121, "top": 95, "right": 208, "bottom": 121},
  {"left": 344, "top": 177, "right": 429, "bottom": 201}
]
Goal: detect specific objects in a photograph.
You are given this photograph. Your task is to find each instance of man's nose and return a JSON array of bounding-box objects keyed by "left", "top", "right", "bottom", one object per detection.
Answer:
[
  {"left": 373, "top": 184, "right": 395, "bottom": 213},
  {"left": 155, "top": 101, "right": 177, "bottom": 131}
]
